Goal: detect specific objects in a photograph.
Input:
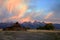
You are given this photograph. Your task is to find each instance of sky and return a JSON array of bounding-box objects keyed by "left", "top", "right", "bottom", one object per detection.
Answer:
[{"left": 0, "top": 0, "right": 60, "bottom": 24}]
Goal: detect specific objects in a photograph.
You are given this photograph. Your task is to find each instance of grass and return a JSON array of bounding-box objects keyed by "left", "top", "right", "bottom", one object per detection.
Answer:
[{"left": 0, "top": 30, "right": 60, "bottom": 40}]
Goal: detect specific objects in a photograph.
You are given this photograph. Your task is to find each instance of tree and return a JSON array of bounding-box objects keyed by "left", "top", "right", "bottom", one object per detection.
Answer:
[{"left": 44, "top": 23, "right": 55, "bottom": 30}]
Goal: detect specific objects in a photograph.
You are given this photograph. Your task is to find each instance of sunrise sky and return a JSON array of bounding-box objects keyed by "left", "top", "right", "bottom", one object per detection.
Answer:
[{"left": 0, "top": 0, "right": 60, "bottom": 24}]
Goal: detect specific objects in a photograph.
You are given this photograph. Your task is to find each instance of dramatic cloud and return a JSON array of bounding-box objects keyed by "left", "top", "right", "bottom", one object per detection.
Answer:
[
  {"left": 0, "top": 0, "right": 28, "bottom": 22},
  {"left": 0, "top": 0, "right": 60, "bottom": 24}
]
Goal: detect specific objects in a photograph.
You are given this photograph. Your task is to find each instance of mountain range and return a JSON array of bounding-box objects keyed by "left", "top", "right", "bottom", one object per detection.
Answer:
[{"left": 0, "top": 21, "right": 60, "bottom": 30}]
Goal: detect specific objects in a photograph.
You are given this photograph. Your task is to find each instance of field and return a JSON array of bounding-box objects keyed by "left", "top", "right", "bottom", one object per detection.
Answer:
[{"left": 0, "top": 30, "right": 60, "bottom": 40}]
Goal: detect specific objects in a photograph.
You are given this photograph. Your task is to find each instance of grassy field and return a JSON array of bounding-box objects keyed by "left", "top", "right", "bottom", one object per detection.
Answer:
[
  {"left": 0, "top": 30, "right": 60, "bottom": 40},
  {"left": 27, "top": 30, "right": 60, "bottom": 32}
]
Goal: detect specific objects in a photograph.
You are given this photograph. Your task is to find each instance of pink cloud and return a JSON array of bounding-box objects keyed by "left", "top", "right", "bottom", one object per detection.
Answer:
[{"left": 44, "top": 12, "right": 53, "bottom": 19}]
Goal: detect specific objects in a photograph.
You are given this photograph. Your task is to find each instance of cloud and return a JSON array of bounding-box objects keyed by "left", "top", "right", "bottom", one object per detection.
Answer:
[
  {"left": 45, "top": 2, "right": 60, "bottom": 23},
  {"left": 5, "top": 0, "right": 28, "bottom": 17},
  {"left": 44, "top": 11, "right": 60, "bottom": 24},
  {"left": 20, "top": 17, "right": 33, "bottom": 23},
  {"left": 44, "top": 18, "right": 60, "bottom": 24},
  {"left": 0, "top": 0, "right": 28, "bottom": 22},
  {"left": 0, "top": 0, "right": 42, "bottom": 23},
  {"left": 44, "top": 12, "right": 53, "bottom": 19},
  {"left": 0, "top": 0, "right": 60, "bottom": 24},
  {"left": 5, "top": 0, "right": 21, "bottom": 13}
]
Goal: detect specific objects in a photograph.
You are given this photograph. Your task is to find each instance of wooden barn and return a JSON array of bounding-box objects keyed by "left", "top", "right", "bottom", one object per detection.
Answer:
[{"left": 3, "top": 22, "right": 26, "bottom": 31}]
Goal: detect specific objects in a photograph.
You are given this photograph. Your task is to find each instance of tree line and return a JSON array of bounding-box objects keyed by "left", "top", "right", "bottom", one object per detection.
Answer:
[{"left": 26, "top": 23, "right": 55, "bottom": 30}]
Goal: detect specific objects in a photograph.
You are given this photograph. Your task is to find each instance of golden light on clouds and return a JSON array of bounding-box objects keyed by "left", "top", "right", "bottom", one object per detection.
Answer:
[
  {"left": 5, "top": 0, "right": 27, "bottom": 14},
  {"left": 4, "top": 0, "right": 28, "bottom": 22},
  {"left": 5, "top": 0, "right": 19, "bottom": 13}
]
